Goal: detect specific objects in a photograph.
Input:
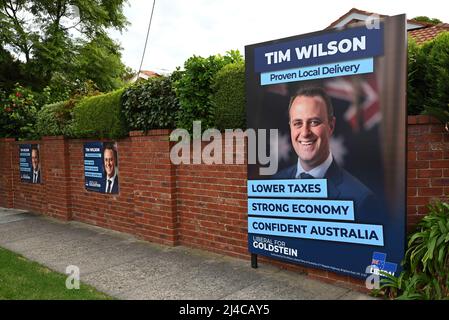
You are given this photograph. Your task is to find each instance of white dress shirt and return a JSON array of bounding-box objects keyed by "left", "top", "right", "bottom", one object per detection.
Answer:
[
  {"left": 33, "top": 170, "right": 39, "bottom": 183},
  {"left": 295, "top": 152, "right": 333, "bottom": 179}
]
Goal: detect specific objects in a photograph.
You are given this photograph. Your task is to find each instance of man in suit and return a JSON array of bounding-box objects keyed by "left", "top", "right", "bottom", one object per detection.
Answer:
[
  {"left": 275, "top": 87, "right": 378, "bottom": 218},
  {"left": 103, "top": 143, "right": 119, "bottom": 194},
  {"left": 31, "top": 146, "right": 41, "bottom": 184}
]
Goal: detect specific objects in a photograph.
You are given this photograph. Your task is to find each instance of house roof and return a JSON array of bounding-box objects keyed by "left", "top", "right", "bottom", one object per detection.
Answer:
[
  {"left": 139, "top": 70, "right": 160, "bottom": 78},
  {"left": 326, "top": 8, "right": 448, "bottom": 44},
  {"left": 408, "top": 23, "right": 449, "bottom": 44},
  {"left": 326, "top": 8, "right": 433, "bottom": 31},
  {"left": 127, "top": 70, "right": 161, "bottom": 83}
]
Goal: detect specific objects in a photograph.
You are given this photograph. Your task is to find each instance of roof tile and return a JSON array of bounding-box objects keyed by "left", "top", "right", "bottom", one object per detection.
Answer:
[{"left": 409, "top": 25, "right": 449, "bottom": 44}]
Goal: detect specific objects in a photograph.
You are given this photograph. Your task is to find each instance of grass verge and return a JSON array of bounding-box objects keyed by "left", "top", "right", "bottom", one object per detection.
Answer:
[{"left": 0, "top": 247, "right": 114, "bottom": 300}]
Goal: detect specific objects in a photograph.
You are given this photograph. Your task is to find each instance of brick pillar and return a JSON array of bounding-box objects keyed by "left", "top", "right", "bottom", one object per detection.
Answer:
[
  {"left": 0, "top": 138, "right": 15, "bottom": 208},
  {"left": 130, "top": 130, "right": 178, "bottom": 246},
  {"left": 42, "top": 136, "right": 72, "bottom": 220}
]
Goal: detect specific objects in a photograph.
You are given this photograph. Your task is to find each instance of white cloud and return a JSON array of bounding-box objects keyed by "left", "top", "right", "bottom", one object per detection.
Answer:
[{"left": 109, "top": 0, "right": 449, "bottom": 72}]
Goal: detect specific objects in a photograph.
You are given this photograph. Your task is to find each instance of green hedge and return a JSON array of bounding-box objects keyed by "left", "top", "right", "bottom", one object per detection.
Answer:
[
  {"left": 35, "top": 101, "right": 72, "bottom": 137},
  {"left": 70, "top": 88, "right": 127, "bottom": 139},
  {"left": 211, "top": 61, "right": 246, "bottom": 130},
  {"left": 407, "top": 39, "right": 427, "bottom": 115},
  {"left": 423, "top": 32, "right": 449, "bottom": 112},
  {"left": 174, "top": 50, "right": 243, "bottom": 131},
  {"left": 408, "top": 32, "right": 449, "bottom": 115},
  {"left": 121, "top": 74, "right": 180, "bottom": 131}
]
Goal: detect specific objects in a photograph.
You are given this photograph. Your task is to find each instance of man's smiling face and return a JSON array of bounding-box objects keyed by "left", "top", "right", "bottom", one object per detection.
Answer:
[
  {"left": 104, "top": 149, "right": 115, "bottom": 178},
  {"left": 289, "top": 95, "right": 335, "bottom": 172}
]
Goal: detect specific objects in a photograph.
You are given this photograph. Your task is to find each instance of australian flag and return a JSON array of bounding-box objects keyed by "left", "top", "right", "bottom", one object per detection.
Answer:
[
  {"left": 371, "top": 252, "right": 386, "bottom": 270},
  {"left": 323, "top": 73, "right": 384, "bottom": 198}
]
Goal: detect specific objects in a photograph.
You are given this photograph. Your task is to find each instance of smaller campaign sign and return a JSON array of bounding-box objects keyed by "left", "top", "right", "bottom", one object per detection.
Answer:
[
  {"left": 19, "top": 144, "right": 41, "bottom": 184},
  {"left": 83, "top": 142, "right": 119, "bottom": 194}
]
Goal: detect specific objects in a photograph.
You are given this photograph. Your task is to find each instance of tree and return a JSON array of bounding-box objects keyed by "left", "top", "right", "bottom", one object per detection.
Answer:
[
  {"left": 0, "top": 0, "right": 129, "bottom": 97},
  {"left": 0, "top": 46, "right": 23, "bottom": 92},
  {"left": 72, "top": 32, "right": 128, "bottom": 92}
]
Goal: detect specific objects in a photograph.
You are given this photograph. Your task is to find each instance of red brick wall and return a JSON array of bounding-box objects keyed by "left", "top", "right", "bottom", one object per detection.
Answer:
[
  {"left": 0, "top": 138, "right": 14, "bottom": 208},
  {"left": 177, "top": 163, "right": 248, "bottom": 258},
  {"left": 42, "top": 136, "right": 72, "bottom": 220},
  {"left": 407, "top": 115, "right": 449, "bottom": 231},
  {"left": 176, "top": 136, "right": 248, "bottom": 258},
  {"left": 0, "top": 116, "right": 448, "bottom": 292},
  {"left": 130, "top": 130, "right": 177, "bottom": 245}
]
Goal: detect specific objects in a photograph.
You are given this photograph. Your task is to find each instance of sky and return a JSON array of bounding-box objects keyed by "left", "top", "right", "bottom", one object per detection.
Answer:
[{"left": 108, "top": 0, "right": 449, "bottom": 74}]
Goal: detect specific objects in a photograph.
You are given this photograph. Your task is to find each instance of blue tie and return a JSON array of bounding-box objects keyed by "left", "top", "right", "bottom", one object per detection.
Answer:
[{"left": 300, "top": 172, "right": 314, "bottom": 179}]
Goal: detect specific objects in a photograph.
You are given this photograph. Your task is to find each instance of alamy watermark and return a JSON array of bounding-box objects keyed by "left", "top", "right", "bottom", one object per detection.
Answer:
[
  {"left": 170, "top": 121, "right": 279, "bottom": 175},
  {"left": 365, "top": 265, "right": 380, "bottom": 290},
  {"left": 365, "top": 14, "right": 381, "bottom": 30},
  {"left": 65, "top": 265, "right": 80, "bottom": 290},
  {"left": 68, "top": 5, "right": 80, "bottom": 20}
]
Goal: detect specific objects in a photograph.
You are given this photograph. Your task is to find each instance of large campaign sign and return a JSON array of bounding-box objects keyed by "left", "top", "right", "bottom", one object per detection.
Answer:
[
  {"left": 84, "top": 142, "right": 119, "bottom": 194},
  {"left": 245, "top": 15, "right": 407, "bottom": 279},
  {"left": 19, "top": 144, "right": 41, "bottom": 184}
]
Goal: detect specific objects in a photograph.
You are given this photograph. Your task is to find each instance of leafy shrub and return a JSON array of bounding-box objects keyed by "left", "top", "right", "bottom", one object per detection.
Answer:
[
  {"left": 378, "top": 201, "right": 449, "bottom": 299},
  {"left": 407, "top": 39, "right": 428, "bottom": 115},
  {"left": 121, "top": 73, "right": 180, "bottom": 131},
  {"left": 70, "top": 88, "right": 128, "bottom": 139},
  {"left": 424, "top": 32, "right": 449, "bottom": 113},
  {"left": 35, "top": 101, "right": 72, "bottom": 137},
  {"left": 174, "top": 50, "right": 243, "bottom": 131},
  {"left": 35, "top": 81, "right": 102, "bottom": 138},
  {"left": 408, "top": 32, "right": 449, "bottom": 116},
  {"left": 211, "top": 61, "right": 246, "bottom": 130},
  {"left": 423, "top": 105, "right": 449, "bottom": 128},
  {"left": 0, "top": 84, "right": 38, "bottom": 139}
]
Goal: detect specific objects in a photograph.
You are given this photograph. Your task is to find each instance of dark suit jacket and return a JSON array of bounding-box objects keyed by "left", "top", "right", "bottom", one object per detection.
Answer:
[
  {"left": 104, "top": 175, "right": 119, "bottom": 194},
  {"left": 274, "top": 160, "right": 379, "bottom": 220},
  {"left": 32, "top": 170, "right": 41, "bottom": 184}
]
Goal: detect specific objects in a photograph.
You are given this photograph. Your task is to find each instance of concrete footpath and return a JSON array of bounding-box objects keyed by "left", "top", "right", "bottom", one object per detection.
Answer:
[{"left": 0, "top": 208, "right": 374, "bottom": 300}]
